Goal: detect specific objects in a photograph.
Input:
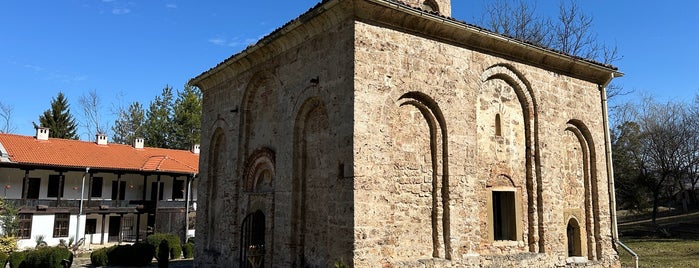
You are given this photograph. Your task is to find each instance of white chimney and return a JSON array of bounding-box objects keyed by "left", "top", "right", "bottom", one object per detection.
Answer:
[
  {"left": 133, "top": 138, "right": 144, "bottom": 149},
  {"left": 36, "top": 127, "right": 49, "bottom": 141},
  {"left": 96, "top": 133, "right": 108, "bottom": 145},
  {"left": 191, "top": 144, "right": 200, "bottom": 154}
]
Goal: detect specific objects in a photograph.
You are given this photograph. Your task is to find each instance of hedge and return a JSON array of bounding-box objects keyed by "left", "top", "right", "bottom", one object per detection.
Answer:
[
  {"left": 182, "top": 242, "right": 194, "bottom": 259},
  {"left": 90, "top": 247, "right": 109, "bottom": 267},
  {"left": 22, "top": 246, "right": 72, "bottom": 268},
  {"left": 8, "top": 250, "right": 27, "bottom": 268},
  {"left": 146, "top": 233, "right": 182, "bottom": 259}
]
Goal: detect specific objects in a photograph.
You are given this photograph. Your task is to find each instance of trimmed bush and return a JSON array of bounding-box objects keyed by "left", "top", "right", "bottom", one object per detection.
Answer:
[
  {"left": 131, "top": 243, "right": 155, "bottom": 265},
  {"left": 157, "top": 240, "right": 169, "bottom": 268},
  {"left": 182, "top": 242, "right": 194, "bottom": 259},
  {"left": 0, "top": 251, "right": 9, "bottom": 268},
  {"left": 8, "top": 250, "right": 28, "bottom": 268},
  {"left": 90, "top": 247, "right": 109, "bottom": 267},
  {"left": 23, "top": 246, "right": 72, "bottom": 268},
  {"left": 146, "top": 233, "right": 182, "bottom": 259}
]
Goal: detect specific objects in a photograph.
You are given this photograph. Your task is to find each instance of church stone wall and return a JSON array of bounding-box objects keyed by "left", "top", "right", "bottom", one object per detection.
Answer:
[
  {"left": 195, "top": 14, "right": 357, "bottom": 267},
  {"left": 352, "top": 19, "right": 618, "bottom": 267},
  {"left": 193, "top": 1, "right": 619, "bottom": 267}
]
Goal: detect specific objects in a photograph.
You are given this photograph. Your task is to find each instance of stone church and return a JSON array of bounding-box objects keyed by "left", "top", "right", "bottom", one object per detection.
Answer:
[{"left": 190, "top": 0, "right": 622, "bottom": 267}]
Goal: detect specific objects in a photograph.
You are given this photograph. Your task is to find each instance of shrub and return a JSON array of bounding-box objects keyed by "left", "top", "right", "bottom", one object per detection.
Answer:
[
  {"left": 0, "top": 251, "right": 9, "bottom": 268},
  {"left": 131, "top": 243, "right": 155, "bottom": 265},
  {"left": 146, "top": 233, "right": 182, "bottom": 259},
  {"left": 157, "top": 240, "right": 169, "bottom": 268},
  {"left": 8, "top": 250, "right": 27, "bottom": 268},
  {"left": 90, "top": 247, "right": 109, "bottom": 267},
  {"left": 182, "top": 242, "right": 194, "bottom": 258},
  {"left": 0, "top": 237, "right": 18, "bottom": 254},
  {"left": 23, "top": 246, "right": 72, "bottom": 268}
]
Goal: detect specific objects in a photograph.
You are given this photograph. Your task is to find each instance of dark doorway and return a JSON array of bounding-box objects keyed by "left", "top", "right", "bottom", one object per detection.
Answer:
[
  {"left": 150, "top": 182, "right": 164, "bottom": 201},
  {"left": 567, "top": 218, "right": 582, "bottom": 257},
  {"left": 111, "top": 181, "right": 126, "bottom": 200},
  {"left": 240, "top": 210, "right": 265, "bottom": 268},
  {"left": 25, "top": 178, "right": 40, "bottom": 199},
  {"left": 108, "top": 216, "right": 121, "bottom": 242}
]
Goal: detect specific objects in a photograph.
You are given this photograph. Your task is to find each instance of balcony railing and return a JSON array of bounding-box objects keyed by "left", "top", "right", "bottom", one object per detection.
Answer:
[{"left": 4, "top": 199, "right": 194, "bottom": 210}]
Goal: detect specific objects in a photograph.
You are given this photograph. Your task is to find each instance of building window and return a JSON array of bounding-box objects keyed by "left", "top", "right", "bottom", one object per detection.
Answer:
[
  {"left": 85, "top": 219, "right": 97, "bottom": 234},
  {"left": 91, "top": 177, "right": 103, "bottom": 198},
  {"left": 495, "top": 113, "right": 502, "bottom": 136},
  {"left": 53, "top": 213, "right": 70, "bottom": 237},
  {"left": 172, "top": 179, "right": 185, "bottom": 199},
  {"left": 24, "top": 178, "right": 40, "bottom": 199},
  {"left": 47, "top": 175, "right": 64, "bottom": 198},
  {"left": 422, "top": 0, "right": 438, "bottom": 12},
  {"left": 18, "top": 214, "right": 32, "bottom": 239},
  {"left": 111, "top": 181, "right": 126, "bottom": 200},
  {"left": 492, "top": 191, "right": 517, "bottom": 241}
]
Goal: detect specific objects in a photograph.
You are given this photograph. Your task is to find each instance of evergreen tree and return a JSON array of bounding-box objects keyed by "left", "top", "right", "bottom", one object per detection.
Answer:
[
  {"left": 112, "top": 101, "right": 146, "bottom": 145},
  {"left": 170, "top": 85, "right": 202, "bottom": 150},
  {"left": 143, "top": 85, "right": 174, "bottom": 148},
  {"left": 37, "top": 92, "right": 79, "bottom": 139}
]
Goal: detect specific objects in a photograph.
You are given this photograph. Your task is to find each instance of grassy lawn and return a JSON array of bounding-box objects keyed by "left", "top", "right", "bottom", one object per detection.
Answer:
[{"left": 618, "top": 238, "right": 699, "bottom": 268}]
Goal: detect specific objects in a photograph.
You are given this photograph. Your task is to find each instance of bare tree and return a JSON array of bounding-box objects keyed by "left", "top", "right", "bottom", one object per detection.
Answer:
[
  {"left": 632, "top": 98, "right": 693, "bottom": 223},
  {"left": 480, "top": 0, "right": 550, "bottom": 47},
  {"left": 79, "top": 89, "right": 108, "bottom": 139},
  {"left": 481, "top": 0, "right": 620, "bottom": 65},
  {"left": 551, "top": 0, "right": 597, "bottom": 59},
  {"left": 0, "top": 102, "right": 16, "bottom": 134}
]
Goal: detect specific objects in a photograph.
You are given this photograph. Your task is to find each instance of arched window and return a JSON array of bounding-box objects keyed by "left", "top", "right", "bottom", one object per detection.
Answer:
[
  {"left": 495, "top": 113, "right": 502, "bottom": 136},
  {"left": 567, "top": 218, "right": 582, "bottom": 257},
  {"left": 240, "top": 210, "right": 265, "bottom": 268},
  {"left": 422, "top": 0, "right": 439, "bottom": 12}
]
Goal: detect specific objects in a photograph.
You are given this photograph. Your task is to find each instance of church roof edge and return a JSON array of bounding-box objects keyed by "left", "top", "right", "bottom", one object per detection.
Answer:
[{"left": 190, "top": 0, "right": 622, "bottom": 89}]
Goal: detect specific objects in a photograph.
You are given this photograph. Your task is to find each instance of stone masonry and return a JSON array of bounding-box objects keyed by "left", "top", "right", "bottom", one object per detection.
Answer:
[{"left": 190, "top": 0, "right": 622, "bottom": 267}]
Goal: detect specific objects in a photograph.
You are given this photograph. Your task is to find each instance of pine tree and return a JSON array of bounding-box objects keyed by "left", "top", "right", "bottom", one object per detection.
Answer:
[
  {"left": 143, "top": 85, "right": 174, "bottom": 148},
  {"left": 37, "top": 92, "right": 79, "bottom": 139},
  {"left": 170, "top": 85, "right": 202, "bottom": 150},
  {"left": 112, "top": 101, "right": 146, "bottom": 145}
]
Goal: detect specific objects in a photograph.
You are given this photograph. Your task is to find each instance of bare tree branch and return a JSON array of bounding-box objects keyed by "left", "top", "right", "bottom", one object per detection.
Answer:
[
  {"left": 79, "top": 89, "right": 107, "bottom": 139},
  {"left": 0, "top": 102, "right": 16, "bottom": 134}
]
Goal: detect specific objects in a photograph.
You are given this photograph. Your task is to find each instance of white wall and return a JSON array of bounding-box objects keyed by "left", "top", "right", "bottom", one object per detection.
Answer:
[{"left": 17, "top": 214, "right": 83, "bottom": 249}]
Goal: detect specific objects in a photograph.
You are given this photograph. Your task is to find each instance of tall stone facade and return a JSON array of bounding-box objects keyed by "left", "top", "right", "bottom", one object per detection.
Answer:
[{"left": 190, "top": 0, "right": 622, "bottom": 267}]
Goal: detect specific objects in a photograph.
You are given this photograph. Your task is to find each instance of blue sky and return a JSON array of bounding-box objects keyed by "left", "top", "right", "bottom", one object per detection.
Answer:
[{"left": 1, "top": 0, "right": 697, "bottom": 138}]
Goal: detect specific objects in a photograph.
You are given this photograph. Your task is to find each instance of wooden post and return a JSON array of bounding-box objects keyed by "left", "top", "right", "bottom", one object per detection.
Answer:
[
  {"left": 22, "top": 169, "right": 29, "bottom": 199},
  {"left": 100, "top": 213, "right": 106, "bottom": 245}
]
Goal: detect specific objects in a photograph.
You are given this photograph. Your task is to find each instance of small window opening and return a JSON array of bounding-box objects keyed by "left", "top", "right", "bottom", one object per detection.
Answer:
[
  {"left": 492, "top": 191, "right": 516, "bottom": 241},
  {"left": 567, "top": 218, "right": 582, "bottom": 256},
  {"left": 495, "top": 114, "right": 502, "bottom": 136},
  {"left": 422, "top": 0, "right": 438, "bottom": 12}
]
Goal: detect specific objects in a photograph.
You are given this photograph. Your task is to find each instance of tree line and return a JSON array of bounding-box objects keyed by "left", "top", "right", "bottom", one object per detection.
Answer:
[
  {"left": 612, "top": 97, "right": 699, "bottom": 223},
  {"left": 14, "top": 85, "right": 202, "bottom": 151}
]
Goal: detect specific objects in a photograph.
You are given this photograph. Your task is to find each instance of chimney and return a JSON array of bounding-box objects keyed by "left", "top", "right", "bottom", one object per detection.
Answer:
[
  {"left": 191, "top": 144, "right": 200, "bottom": 154},
  {"left": 133, "top": 138, "right": 144, "bottom": 149},
  {"left": 96, "top": 133, "right": 108, "bottom": 145},
  {"left": 36, "top": 127, "right": 49, "bottom": 141}
]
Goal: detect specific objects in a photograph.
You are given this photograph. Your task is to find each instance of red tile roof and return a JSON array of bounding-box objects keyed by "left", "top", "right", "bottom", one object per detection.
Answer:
[{"left": 0, "top": 133, "right": 199, "bottom": 174}]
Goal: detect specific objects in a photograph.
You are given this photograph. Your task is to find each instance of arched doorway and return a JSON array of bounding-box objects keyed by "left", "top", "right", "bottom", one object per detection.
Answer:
[
  {"left": 240, "top": 210, "right": 265, "bottom": 268},
  {"left": 567, "top": 218, "right": 582, "bottom": 257}
]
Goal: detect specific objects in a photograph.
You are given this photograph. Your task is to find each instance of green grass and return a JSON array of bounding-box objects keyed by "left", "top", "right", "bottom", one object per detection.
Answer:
[{"left": 618, "top": 238, "right": 699, "bottom": 268}]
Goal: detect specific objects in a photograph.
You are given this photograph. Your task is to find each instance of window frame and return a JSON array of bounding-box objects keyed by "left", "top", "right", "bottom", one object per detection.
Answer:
[
  {"left": 18, "top": 213, "right": 32, "bottom": 239},
  {"left": 487, "top": 187, "right": 523, "bottom": 243},
  {"left": 53, "top": 213, "right": 70, "bottom": 238}
]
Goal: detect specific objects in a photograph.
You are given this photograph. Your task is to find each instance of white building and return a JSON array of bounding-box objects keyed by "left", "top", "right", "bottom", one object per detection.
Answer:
[{"left": 0, "top": 128, "right": 198, "bottom": 249}]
